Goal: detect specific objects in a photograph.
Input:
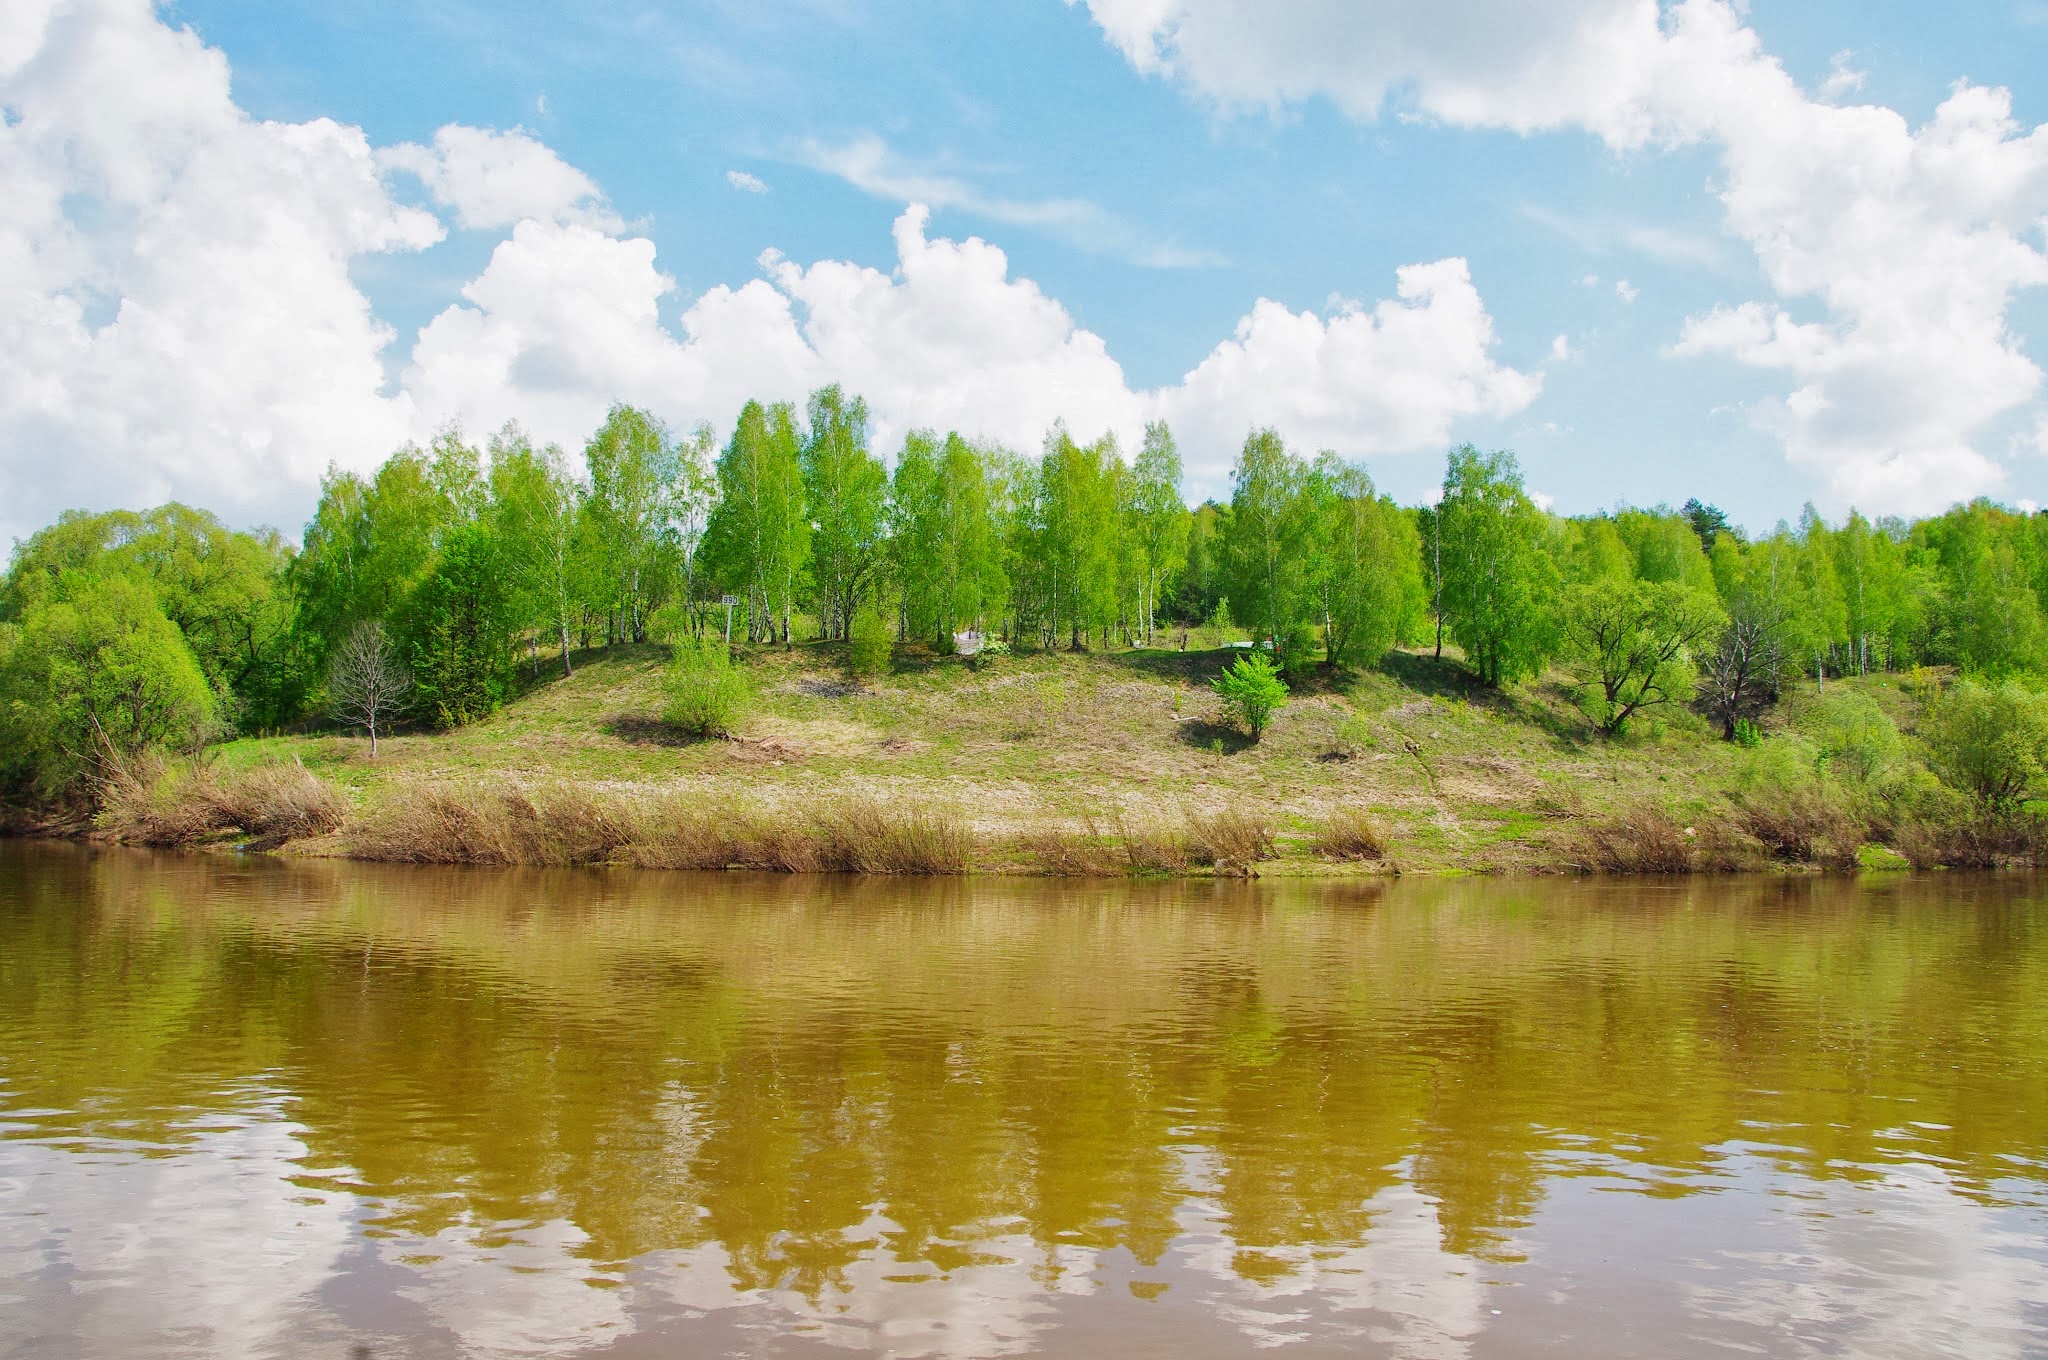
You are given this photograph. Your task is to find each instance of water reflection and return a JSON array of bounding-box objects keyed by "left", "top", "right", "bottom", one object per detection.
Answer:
[{"left": 1, "top": 842, "right": 2045, "bottom": 1356}]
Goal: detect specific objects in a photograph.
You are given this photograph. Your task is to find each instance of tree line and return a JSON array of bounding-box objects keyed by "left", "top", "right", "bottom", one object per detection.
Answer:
[{"left": 8, "top": 384, "right": 2048, "bottom": 798}]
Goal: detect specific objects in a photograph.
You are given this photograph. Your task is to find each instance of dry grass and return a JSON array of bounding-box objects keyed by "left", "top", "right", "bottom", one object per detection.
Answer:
[
  {"left": 632, "top": 793, "right": 816, "bottom": 871},
  {"left": 347, "top": 780, "right": 971, "bottom": 874},
  {"left": 1186, "top": 806, "right": 1276, "bottom": 874},
  {"left": 96, "top": 753, "right": 346, "bottom": 846},
  {"left": 1019, "top": 821, "right": 1117, "bottom": 876},
  {"left": 812, "top": 796, "right": 972, "bottom": 874},
  {"left": 1891, "top": 812, "right": 2047, "bottom": 870},
  {"left": 1733, "top": 787, "right": 1863, "bottom": 869},
  {"left": 1574, "top": 804, "right": 1705, "bottom": 874},
  {"left": 1107, "top": 807, "right": 1193, "bottom": 875},
  {"left": 344, "top": 782, "right": 521, "bottom": 864},
  {"left": 1314, "top": 805, "right": 1391, "bottom": 862}
]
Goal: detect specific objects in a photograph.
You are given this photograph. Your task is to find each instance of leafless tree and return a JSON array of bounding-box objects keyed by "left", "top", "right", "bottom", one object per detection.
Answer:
[
  {"left": 327, "top": 621, "right": 410, "bottom": 756},
  {"left": 1697, "top": 605, "right": 1783, "bottom": 741}
]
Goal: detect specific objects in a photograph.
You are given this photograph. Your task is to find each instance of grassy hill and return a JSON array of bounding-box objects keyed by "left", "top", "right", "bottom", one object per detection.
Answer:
[{"left": 154, "top": 631, "right": 1950, "bottom": 875}]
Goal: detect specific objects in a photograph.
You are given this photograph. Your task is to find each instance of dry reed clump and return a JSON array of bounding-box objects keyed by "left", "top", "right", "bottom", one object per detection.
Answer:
[
  {"left": 1020, "top": 820, "right": 1117, "bottom": 876},
  {"left": 1186, "top": 806, "right": 1276, "bottom": 874},
  {"left": 1314, "top": 805, "right": 1390, "bottom": 862},
  {"left": 348, "top": 781, "right": 639, "bottom": 867},
  {"left": 95, "top": 753, "right": 219, "bottom": 844},
  {"left": 212, "top": 761, "right": 349, "bottom": 841},
  {"left": 1106, "top": 807, "right": 1192, "bottom": 875},
  {"left": 96, "top": 753, "right": 346, "bottom": 846},
  {"left": 499, "top": 785, "right": 638, "bottom": 865},
  {"left": 1733, "top": 787, "right": 1863, "bottom": 869},
  {"left": 1574, "top": 803, "right": 1709, "bottom": 874},
  {"left": 350, "top": 781, "right": 976, "bottom": 873},
  {"left": 1891, "top": 812, "right": 2046, "bottom": 869},
  {"left": 345, "top": 782, "right": 520, "bottom": 863},
  {"left": 631, "top": 792, "right": 816, "bottom": 871},
  {"left": 811, "top": 795, "right": 973, "bottom": 874}
]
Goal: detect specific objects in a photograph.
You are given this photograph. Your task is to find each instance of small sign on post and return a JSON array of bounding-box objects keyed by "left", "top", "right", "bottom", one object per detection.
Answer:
[{"left": 720, "top": 595, "right": 740, "bottom": 645}]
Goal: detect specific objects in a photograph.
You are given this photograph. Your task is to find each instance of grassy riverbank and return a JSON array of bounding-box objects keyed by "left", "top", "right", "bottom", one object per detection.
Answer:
[{"left": 61, "top": 633, "right": 2021, "bottom": 876}]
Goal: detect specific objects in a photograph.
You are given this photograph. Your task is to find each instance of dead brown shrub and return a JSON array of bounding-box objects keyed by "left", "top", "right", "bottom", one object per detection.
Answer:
[
  {"left": 1187, "top": 806, "right": 1276, "bottom": 873},
  {"left": 813, "top": 796, "right": 972, "bottom": 874},
  {"left": 628, "top": 792, "right": 817, "bottom": 871},
  {"left": 345, "top": 782, "right": 518, "bottom": 863},
  {"left": 1107, "top": 807, "right": 1191, "bottom": 874},
  {"left": 1021, "top": 821, "right": 1116, "bottom": 876},
  {"left": 497, "top": 785, "right": 637, "bottom": 866},
  {"left": 212, "top": 761, "right": 347, "bottom": 842},
  {"left": 95, "top": 752, "right": 219, "bottom": 844},
  {"left": 1734, "top": 787, "right": 1863, "bottom": 869},
  {"left": 96, "top": 753, "right": 345, "bottom": 846},
  {"left": 1892, "top": 813, "right": 2047, "bottom": 869},
  {"left": 1574, "top": 804, "right": 1699, "bottom": 874},
  {"left": 1314, "top": 805, "right": 1390, "bottom": 862}
]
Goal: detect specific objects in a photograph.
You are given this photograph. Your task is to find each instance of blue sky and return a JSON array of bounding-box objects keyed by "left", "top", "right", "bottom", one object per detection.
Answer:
[{"left": 6, "top": 0, "right": 2048, "bottom": 543}]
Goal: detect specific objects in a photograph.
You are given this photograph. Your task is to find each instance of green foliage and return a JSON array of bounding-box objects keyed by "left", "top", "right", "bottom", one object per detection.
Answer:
[
  {"left": 1560, "top": 580, "right": 1725, "bottom": 735},
  {"left": 1304, "top": 454, "right": 1426, "bottom": 666},
  {"left": 1022, "top": 424, "right": 1120, "bottom": 649},
  {"left": 893, "top": 430, "right": 1004, "bottom": 647},
  {"left": 661, "top": 635, "right": 750, "bottom": 738},
  {"left": 582, "top": 404, "right": 680, "bottom": 645},
  {"left": 1920, "top": 679, "right": 2048, "bottom": 810},
  {"left": 395, "top": 525, "right": 517, "bottom": 730},
  {"left": 1279, "top": 621, "right": 1320, "bottom": 679},
  {"left": 1129, "top": 421, "right": 1190, "bottom": 644},
  {"left": 1212, "top": 652, "right": 1289, "bottom": 740},
  {"left": 4, "top": 503, "right": 304, "bottom": 730},
  {"left": 804, "top": 385, "right": 889, "bottom": 640},
  {"left": 1336, "top": 710, "right": 1379, "bottom": 754},
  {"left": 848, "top": 604, "right": 893, "bottom": 677},
  {"left": 702, "top": 399, "right": 809, "bottom": 644},
  {"left": 1224, "top": 428, "right": 1308, "bottom": 650},
  {"left": 1733, "top": 718, "right": 1762, "bottom": 748},
  {"left": 488, "top": 426, "right": 584, "bottom": 677},
  {"left": 1438, "top": 446, "right": 1559, "bottom": 687},
  {"left": 32, "top": 378, "right": 2048, "bottom": 796},
  {"left": 0, "top": 572, "right": 215, "bottom": 799},
  {"left": 1681, "top": 498, "right": 1732, "bottom": 551},
  {"left": 296, "top": 446, "right": 461, "bottom": 658},
  {"left": 1807, "top": 691, "right": 1902, "bottom": 786}
]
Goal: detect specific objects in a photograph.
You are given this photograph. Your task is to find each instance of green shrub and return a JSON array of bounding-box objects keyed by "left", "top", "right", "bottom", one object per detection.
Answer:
[
  {"left": 848, "top": 605, "right": 892, "bottom": 678},
  {"left": 1920, "top": 679, "right": 2048, "bottom": 811},
  {"left": 395, "top": 524, "right": 516, "bottom": 729},
  {"left": 1279, "top": 621, "right": 1320, "bottom": 679},
  {"left": 0, "top": 570, "right": 216, "bottom": 801},
  {"left": 1808, "top": 691, "right": 1901, "bottom": 786},
  {"left": 662, "top": 636, "right": 750, "bottom": 737},
  {"left": 1207, "top": 597, "right": 1234, "bottom": 637},
  {"left": 1212, "top": 652, "right": 1288, "bottom": 740},
  {"left": 1336, "top": 711, "right": 1378, "bottom": 754}
]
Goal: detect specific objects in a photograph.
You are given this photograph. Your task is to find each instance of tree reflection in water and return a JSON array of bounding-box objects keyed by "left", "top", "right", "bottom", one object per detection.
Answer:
[{"left": 1, "top": 842, "right": 2045, "bottom": 1357}]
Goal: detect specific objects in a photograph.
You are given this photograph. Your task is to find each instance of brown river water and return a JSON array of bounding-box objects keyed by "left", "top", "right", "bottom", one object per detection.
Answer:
[{"left": 2, "top": 839, "right": 2046, "bottom": 1359}]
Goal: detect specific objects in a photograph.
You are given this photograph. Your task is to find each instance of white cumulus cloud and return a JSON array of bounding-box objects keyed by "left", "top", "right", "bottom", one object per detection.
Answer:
[
  {"left": 1159, "top": 259, "right": 1540, "bottom": 464},
  {"left": 0, "top": 0, "right": 1538, "bottom": 545},
  {"left": 1076, "top": 0, "right": 2048, "bottom": 513},
  {"left": 0, "top": 0, "right": 441, "bottom": 544},
  {"left": 379, "top": 123, "right": 620, "bottom": 231},
  {"left": 405, "top": 204, "right": 1536, "bottom": 498},
  {"left": 726, "top": 168, "right": 769, "bottom": 193}
]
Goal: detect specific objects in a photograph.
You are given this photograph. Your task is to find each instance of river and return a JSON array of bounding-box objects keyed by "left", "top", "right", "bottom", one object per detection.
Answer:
[{"left": 2, "top": 839, "right": 2045, "bottom": 1358}]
